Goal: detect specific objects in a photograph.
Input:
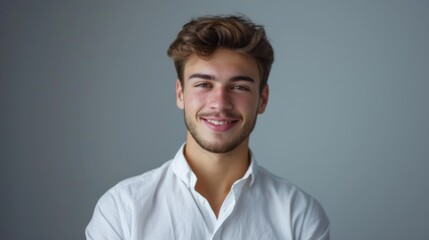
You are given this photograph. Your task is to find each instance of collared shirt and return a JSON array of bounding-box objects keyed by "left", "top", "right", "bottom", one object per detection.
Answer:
[{"left": 86, "top": 145, "right": 329, "bottom": 240}]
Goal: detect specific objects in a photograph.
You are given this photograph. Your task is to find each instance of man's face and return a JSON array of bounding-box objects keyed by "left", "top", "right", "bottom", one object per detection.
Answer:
[{"left": 176, "top": 48, "right": 269, "bottom": 153}]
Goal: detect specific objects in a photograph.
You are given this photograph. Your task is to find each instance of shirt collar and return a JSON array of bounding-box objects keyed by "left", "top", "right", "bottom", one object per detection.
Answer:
[{"left": 171, "top": 143, "right": 257, "bottom": 188}]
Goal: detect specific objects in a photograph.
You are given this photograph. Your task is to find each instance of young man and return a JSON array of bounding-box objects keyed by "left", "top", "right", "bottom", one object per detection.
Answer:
[{"left": 86, "top": 15, "right": 329, "bottom": 240}]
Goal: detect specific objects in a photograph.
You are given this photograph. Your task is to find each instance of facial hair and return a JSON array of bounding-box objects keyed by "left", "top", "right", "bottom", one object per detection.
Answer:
[{"left": 183, "top": 109, "right": 258, "bottom": 154}]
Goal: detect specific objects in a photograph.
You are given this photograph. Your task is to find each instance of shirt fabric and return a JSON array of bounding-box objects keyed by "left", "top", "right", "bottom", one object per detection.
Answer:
[{"left": 86, "top": 145, "right": 330, "bottom": 240}]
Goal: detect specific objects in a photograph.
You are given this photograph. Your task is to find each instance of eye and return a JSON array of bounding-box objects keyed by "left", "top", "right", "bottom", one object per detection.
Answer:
[
  {"left": 195, "top": 82, "right": 212, "bottom": 88},
  {"left": 231, "top": 85, "right": 250, "bottom": 91}
]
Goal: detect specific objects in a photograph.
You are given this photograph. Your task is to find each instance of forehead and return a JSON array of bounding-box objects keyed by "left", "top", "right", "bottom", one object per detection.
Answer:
[{"left": 183, "top": 48, "right": 260, "bottom": 82}]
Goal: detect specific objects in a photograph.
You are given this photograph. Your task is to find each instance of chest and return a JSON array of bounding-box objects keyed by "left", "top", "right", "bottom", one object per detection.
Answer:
[{"left": 126, "top": 187, "right": 295, "bottom": 240}]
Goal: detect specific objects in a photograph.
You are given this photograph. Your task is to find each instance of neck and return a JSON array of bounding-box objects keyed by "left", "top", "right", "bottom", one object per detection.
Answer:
[{"left": 184, "top": 134, "right": 250, "bottom": 217}]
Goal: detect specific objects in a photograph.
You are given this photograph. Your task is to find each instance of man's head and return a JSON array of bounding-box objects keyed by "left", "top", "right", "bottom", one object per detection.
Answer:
[
  {"left": 168, "top": 15, "right": 274, "bottom": 154},
  {"left": 167, "top": 15, "right": 274, "bottom": 93}
]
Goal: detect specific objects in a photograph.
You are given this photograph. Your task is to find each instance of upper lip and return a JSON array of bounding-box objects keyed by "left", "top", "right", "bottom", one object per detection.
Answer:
[
  {"left": 202, "top": 117, "right": 237, "bottom": 121},
  {"left": 203, "top": 118, "right": 238, "bottom": 127},
  {"left": 201, "top": 116, "right": 239, "bottom": 122},
  {"left": 199, "top": 112, "right": 240, "bottom": 121}
]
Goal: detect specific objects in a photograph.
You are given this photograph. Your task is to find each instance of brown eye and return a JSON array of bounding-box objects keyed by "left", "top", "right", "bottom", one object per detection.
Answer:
[
  {"left": 232, "top": 85, "right": 250, "bottom": 91},
  {"left": 195, "top": 83, "right": 212, "bottom": 88}
]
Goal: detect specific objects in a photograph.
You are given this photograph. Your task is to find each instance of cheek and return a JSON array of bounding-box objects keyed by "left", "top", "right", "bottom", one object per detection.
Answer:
[
  {"left": 234, "top": 95, "right": 259, "bottom": 113},
  {"left": 184, "top": 91, "right": 206, "bottom": 109}
]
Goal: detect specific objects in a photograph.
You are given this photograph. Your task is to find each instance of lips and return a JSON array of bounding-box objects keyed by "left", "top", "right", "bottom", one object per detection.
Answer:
[
  {"left": 206, "top": 119, "right": 233, "bottom": 125},
  {"left": 201, "top": 117, "right": 238, "bottom": 132}
]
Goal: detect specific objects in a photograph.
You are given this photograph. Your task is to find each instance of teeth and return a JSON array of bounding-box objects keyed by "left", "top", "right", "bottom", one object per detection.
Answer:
[{"left": 207, "top": 119, "right": 232, "bottom": 125}]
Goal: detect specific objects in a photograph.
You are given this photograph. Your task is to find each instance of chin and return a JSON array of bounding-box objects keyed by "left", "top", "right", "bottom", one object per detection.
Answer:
[{"left": 196, "top": 137, "right": 245, "bottom": 154}]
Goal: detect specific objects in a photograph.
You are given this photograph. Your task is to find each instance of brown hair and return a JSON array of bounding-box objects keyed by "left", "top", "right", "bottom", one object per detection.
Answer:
[{"left": 167, "top": 15, "right": 274, "bottom": 92}]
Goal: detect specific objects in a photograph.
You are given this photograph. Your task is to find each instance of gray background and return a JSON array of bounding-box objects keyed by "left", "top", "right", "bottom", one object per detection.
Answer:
[{"left": 1, "top": 0, "right": 428, "bottom": 239}]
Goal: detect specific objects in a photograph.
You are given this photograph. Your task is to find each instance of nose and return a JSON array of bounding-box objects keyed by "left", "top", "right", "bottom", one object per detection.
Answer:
[{"left": 208, "top": 87, "right": 233, "bottom": 111}]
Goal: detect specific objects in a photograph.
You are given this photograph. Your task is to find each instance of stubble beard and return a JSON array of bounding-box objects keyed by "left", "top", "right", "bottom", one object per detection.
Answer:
[{"left": 183, "top": 109, "right": 258, "bottom": 154}]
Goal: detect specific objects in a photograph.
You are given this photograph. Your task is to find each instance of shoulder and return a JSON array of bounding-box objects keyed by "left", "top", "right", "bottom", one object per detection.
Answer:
[
  {"left": 255, "top": 165, "right": 326, "bottom": 212},
  {"left": 254, "top": 166, "right": 330, "bottom": 239},
  {"left": 86, "top": 160, "right": 174, "bottom": 239},
  {"left": 113, "top": 160, "right": 172, "bottom": 195},
  {"left": 98, "top": 160, "right": 173, "bottom": 209},
  {"left": 254, "top": 165, "right": 307, "bottom": 197}
]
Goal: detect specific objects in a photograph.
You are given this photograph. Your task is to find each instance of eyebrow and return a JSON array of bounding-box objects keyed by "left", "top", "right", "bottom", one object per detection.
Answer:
[
  {"left": 230, "top": 76, "right": 255, "bottom": 83},
  {"left": 188, "top": 73, "right": 215, "bottom": 80},
  {"left": 188, "top": 73, "right": 255, "bottom": 83}
]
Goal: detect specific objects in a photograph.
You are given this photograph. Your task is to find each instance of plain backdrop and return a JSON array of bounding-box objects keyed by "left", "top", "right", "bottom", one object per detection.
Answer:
[{"left": 1, "top": 1, "right": 428, "bottom": 239}]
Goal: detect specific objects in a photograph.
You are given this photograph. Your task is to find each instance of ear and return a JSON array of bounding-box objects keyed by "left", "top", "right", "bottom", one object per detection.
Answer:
[
  {"left": 257, "top": 84, "right": 269, "bottom": 114},
  {"left": 176, "top": 79, "right": 184, "bottom": 110}
]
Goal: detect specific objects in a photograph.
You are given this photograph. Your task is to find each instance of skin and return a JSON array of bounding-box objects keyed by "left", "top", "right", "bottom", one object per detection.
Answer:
[{"left": 176, "top": 48, "right": 269, "bottom": 217}]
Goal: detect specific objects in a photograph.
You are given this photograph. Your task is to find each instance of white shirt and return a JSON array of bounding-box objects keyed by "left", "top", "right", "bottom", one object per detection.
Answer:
[{"left": 86, "top": 145, "right": 329, "bottom": 240}]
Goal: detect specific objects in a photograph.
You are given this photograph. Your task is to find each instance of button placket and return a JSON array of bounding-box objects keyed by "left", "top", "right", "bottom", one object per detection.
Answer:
[{"left": 188, "top": 173, "right": 216, "bottom": 234}]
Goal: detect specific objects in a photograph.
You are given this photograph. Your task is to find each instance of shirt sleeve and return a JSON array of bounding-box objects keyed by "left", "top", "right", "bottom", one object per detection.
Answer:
[
  {"left": 85, "top": 189, "right": 125, "bottom": 240},
  {"left": 303, "top": 198, "right": 330, "bottom": 240}
]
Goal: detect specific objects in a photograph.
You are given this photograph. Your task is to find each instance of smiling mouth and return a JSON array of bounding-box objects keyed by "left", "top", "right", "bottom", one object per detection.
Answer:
[
  {"left": 201, "top": 117, "right": 239, "bottom": 132},
  {"left": 206, "top": 119, "right": 234, "bottom": 125}
]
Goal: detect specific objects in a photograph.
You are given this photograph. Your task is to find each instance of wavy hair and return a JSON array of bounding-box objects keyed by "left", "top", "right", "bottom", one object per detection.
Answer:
[{"left": 167, "top": 15, "right": 274, "bottom": 92}]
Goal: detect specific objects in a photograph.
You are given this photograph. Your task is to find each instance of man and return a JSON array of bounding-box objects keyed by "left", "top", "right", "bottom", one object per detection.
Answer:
[{"left": 86, "top": 15, "right": 329, "bottom": 240}]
